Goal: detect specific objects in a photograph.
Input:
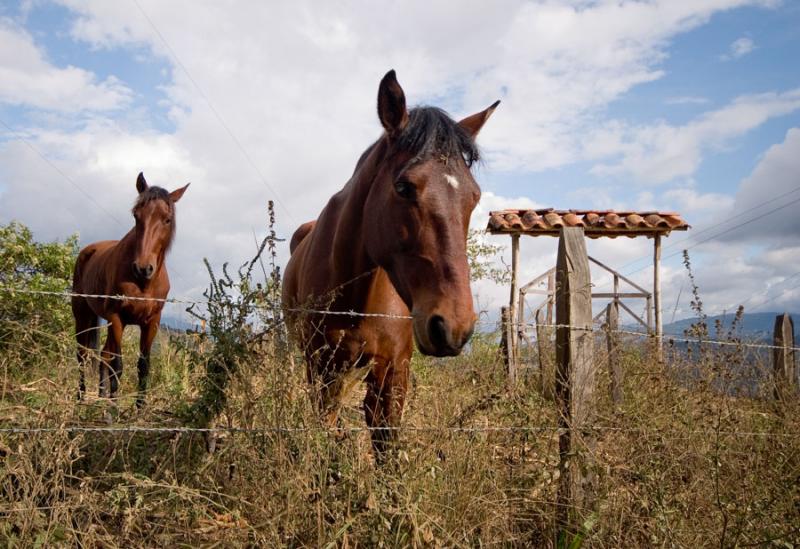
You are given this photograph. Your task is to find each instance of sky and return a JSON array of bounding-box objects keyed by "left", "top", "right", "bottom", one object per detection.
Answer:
[{"left": 1, "top": 0, "right": 799, "bottom": 328}]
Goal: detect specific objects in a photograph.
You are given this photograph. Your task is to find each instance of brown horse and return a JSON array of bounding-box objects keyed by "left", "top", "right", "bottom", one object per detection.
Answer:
[
  {"left": 72, "top": 173, "right": 189, "bottom": 406},
  {"left": 282, "top": 70, "right": 498, "bottom": 453}
]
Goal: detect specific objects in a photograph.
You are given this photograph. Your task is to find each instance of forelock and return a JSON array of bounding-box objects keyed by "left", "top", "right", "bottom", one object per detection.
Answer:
[
  {"left": 133, "top": 186, "right": 172, "bottom": 211},
  {"left": 395, "top": 106, "right": 480, "bottom": 168}
]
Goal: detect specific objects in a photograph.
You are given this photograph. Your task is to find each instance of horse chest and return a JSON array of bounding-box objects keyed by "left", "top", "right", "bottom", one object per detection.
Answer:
[{"left": 314, "top": 320, "right": 411, "bottom": 367}]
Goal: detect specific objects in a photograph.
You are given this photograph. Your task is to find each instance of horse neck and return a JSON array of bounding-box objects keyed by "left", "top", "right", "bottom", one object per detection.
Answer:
[{"left": 327, "top": 141, "right": 386, "bottom": 302}]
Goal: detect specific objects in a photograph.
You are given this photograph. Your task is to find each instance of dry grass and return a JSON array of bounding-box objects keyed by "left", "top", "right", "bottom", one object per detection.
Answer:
[{"left": 1, "top": 320, "right": 799, "bottom": 547}]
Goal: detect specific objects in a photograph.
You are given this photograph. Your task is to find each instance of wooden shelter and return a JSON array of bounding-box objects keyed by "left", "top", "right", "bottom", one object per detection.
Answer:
[{"left": 487, "top": 208, "right": 689, "bottom": 367}]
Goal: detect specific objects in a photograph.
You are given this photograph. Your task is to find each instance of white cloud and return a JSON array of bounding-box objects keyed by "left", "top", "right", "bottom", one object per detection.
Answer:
[
  {"left": 662, "top": 187, "right": 734, "bottom": 217},
  {"left": 0, "top": 0, "right": 791, "bottom": 317},
  {"left": 0, "top": 19, "right": 132, "bottom": 112},
  {"left": 665, "top": 95, "right": 711, "bottom": 105},
  {"left": 722, "top": 36, "right": 756, "bottom": 60},
  {"left": 659, "top": 128, "right": 800, "bottom": 315},
  {"left": 589, "top": 89, "right": 800, "bottom": 184},
  {"left": 724, "top": 127, "right": 800, "bottom": 243},
  {"left": 54, "top": 0, "right": 779, "bottom": 176}
]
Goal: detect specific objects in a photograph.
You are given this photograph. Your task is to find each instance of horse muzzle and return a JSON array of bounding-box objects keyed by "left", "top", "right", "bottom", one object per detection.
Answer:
[
  {"left": 132, "top": 261, "right": 155, "bottom": 281},
  {"left": 413, "top": 313, "right": 475, "bottom": 357}
]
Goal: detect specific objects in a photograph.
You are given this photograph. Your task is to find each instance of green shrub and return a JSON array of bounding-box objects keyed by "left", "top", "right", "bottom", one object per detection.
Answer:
[{"left": 0, "top": 221, "right": 78, "bottom": 353}]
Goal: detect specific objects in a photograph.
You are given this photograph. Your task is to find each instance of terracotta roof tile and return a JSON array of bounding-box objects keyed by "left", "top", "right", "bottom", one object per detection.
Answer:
[{"left": 486, "top": 208, "right": 689, "bottom": 238}]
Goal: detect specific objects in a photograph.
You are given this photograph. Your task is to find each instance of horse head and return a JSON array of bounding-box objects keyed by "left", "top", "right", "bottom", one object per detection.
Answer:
[
  {"left": 131, "top": 172, "right": 189, "bottom": 282},
  {"left": 362, "top": 70, "right": 499, "bottom": 357}
]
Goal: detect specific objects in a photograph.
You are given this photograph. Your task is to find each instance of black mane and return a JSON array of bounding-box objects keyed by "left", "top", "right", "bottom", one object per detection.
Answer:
[{"left": 396, "top": 106, "right": 480, "bottom": 167}]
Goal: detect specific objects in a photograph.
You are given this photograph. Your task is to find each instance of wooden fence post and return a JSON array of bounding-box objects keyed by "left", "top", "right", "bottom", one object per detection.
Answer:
[
  {"left": 508, "top": 234, "right": 520, "bottom": 384},
  {"left": 500, "top": 306, "right": 509, "bottom": 363},
  {"left": 654, "top": 234, "right": 663, "bottom": 361},
  {"left": 546, "top": 271, "right": 555, "bottom": 325},
  {"left": 554, "top": 227, "right": 595, "bottom": 535},
  {"left": 501, "top": 306, "right": 517, "bottom": 386},
  {"left": 773, "top": 313, "right": 796, "bottom": 401},
  {"left": 605, "top": 301, "right": 622, "bottom": 406},
  {"left": 535, "top": 309, "right": 555, "bottom": 400}
]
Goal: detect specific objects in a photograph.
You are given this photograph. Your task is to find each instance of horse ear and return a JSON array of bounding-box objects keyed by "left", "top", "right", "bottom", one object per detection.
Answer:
[
  {"left": 377, "top": 69, "right": 409, "bottom": 138},
  {"left": 458, "top": 100, "right": 501, "bottom": 139},
  {"left": 169, "top": 183, "right": 190, "bottom": 203},
  {"left": 136, "top": 172, "right": 148, "bottom": 194}
]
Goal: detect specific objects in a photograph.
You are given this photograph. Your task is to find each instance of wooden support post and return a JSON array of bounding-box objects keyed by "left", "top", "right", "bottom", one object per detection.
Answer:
[
  {"left": 546, "top": 271, "right": 555, "bottom": 325},
  {"left": 535, "top": 309, "right": 554, "bottom": 401},
  {"left": 500, "top": 307, "right": 517, "bottom": 387},
  {"left": 500, "top": 306, "right": 510, "bottom": 366},
  {"left": 606, "top": 302, "right": 622, "bottom": 406},
  {"left": 773, "top": 313, "right": 796, "bottom": 401},
  {"left": 555, "top": 227, "right": 595, "bottom": 534},
  {"left": 654, "top": 234, "right": 663, "bottom": 360},
  {"left": 509, "top": 234, "right": 520, "bottom": 385}
]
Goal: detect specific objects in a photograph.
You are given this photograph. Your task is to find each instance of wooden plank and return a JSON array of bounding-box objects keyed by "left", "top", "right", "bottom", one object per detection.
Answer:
[
  {"left": 526, "top": 289, "right": 555, "bottom": 296},
  {"left": 589, "top": 255, "right": 651, "bottom": 294},
  {"left": 606, "top": 302, "right": 623, "bottom": 406},
  {"left": 533, "top": 300, "right": 549, "bottom": 316},
  {"left": 509, "top": 234, "right": 520, "bottom": 385},
  {"left": 593, "top": 308, "right": 607, "bottom": 323},
  {"left": 554, "top": 227, "right": 595, "bottom": 534},
  {"left": 520, "top": 266, "right": 557, "bottom": 293},
  {"left": 591, "top": 292, "right": 649, "bottom": 299},
  {"left": 535, "top": 309, "right": 554, "bottom": 401},
  {"left": 773, "top": 313, "right": 796, "bottom": 401},
  {"left": 618, "top": 300, "right": 648, "bottom": 329}
]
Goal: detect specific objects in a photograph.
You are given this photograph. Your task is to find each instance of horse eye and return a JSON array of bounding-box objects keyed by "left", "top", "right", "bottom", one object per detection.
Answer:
[
  {"left": 394, "top": 179, "right": 414, "bottom": 199},
  {"left": 164, "top": 218, "right": 172, "bottom": 225}
]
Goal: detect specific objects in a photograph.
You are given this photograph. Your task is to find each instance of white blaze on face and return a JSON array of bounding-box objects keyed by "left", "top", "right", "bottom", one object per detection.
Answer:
[{"left": 444, "top": 174, "right": 459, "bottom": 189}]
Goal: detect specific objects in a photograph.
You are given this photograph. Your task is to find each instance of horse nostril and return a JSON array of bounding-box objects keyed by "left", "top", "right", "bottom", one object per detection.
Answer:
[
  {"left": 428, "top": 315, "right": 449, "bottom": 351},
  {"left": 145, "top": 264, "right": 154, "bottom": 278}
]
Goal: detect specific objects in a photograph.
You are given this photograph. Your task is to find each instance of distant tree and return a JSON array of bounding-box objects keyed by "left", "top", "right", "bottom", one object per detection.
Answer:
[
  {"left": 0, "top": 221, "right": 79, "bottom": 349},
  {"left": 466, "top": 229, "right": 509, "bottom": 284}
]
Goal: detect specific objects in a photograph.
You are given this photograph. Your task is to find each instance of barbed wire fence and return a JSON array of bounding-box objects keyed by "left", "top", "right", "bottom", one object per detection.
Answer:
[
  {"left": 1, "top": 285, "right": 797, "bottom": 351},
  {"left": 0, "top": 280, "right": 796, "bottom": 437}
]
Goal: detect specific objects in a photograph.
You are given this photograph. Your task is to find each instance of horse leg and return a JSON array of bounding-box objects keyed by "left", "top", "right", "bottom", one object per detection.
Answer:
[
  {"left": 100, "top": 315, "right": 124, "bottom": 400},
  {"left": 136, "top": 316, "right": 159, "bottom": 408},
  {"left": 363, "top": 358, "right": 410, "bottom": 457},
  {"left": 72, "top": 299, "right": 98, "bottom": 400}
]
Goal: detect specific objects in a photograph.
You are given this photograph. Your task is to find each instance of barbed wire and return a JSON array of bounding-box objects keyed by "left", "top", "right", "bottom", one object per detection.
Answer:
[
  {"left": 0, "top": 286, "right": 200, "bottom": 305},
  {"left": 1, "top": 284, "right": 798, "bottom": 351},
  {"left": 0, "top": 424, "right": 797, "bottom": 437},
  {"left": 526, "top": 323, "right": 800, "bottom": 352}
]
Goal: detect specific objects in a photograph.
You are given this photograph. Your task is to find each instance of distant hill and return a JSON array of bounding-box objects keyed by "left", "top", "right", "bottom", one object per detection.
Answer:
[
  {"left": 160, "top": 314, "right": 200, "bottom": 333},
  {"left": 662, "top": 312, "right": 798, "bottom": 340}
]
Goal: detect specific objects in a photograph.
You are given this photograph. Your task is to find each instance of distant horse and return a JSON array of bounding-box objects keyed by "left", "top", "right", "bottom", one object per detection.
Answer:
[
  {"left": 72, "top": 173, "right": 189, "bottom": 406},
  {"left": 282, "top": 70, "right": 498, "bottom": 453}
]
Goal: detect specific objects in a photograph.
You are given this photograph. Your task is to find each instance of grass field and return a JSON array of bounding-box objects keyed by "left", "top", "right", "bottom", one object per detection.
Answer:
[{"left": 1, "top": 309, "right": 798, "bottom": 547}]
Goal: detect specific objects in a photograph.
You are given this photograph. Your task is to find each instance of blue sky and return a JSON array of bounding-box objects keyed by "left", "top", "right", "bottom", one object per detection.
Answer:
[{"left": 1, "top": 0, "right": 799, "bottom": 322}]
